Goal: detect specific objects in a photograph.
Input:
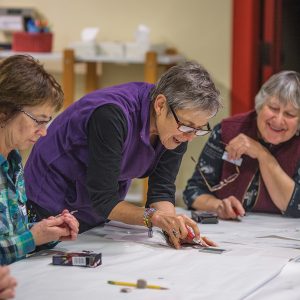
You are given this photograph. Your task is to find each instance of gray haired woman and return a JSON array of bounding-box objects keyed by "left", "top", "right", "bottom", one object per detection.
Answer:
[
  {"left": 24, "top": 61, "right": 222, "bottom": 249},
  {"left": 184, "top": 71, "right": 300, "bottom": 219}
]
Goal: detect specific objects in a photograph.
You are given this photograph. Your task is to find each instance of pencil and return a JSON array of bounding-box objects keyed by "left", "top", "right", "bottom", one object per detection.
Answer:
[
  {"left": 107, "top": 280, "right": 169, "bottom": 290},
  {"left": 55, "top": 210, "right": 78, "bottom": 218},
  {"left": 232, "top": 207, "right": 243, "bottom": 221}
]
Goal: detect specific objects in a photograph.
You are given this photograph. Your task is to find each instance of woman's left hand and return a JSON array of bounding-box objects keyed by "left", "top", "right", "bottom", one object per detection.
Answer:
[{"left": 226, "top": 133, "right": 266, "bottom": 161}]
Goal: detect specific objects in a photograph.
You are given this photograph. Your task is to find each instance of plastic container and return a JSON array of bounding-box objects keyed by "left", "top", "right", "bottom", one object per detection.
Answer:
[{"left": 12, "top": 32, "right": 53, "bottom": 52}]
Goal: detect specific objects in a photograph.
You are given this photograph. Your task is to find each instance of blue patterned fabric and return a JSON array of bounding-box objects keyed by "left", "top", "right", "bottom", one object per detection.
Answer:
[{"left": 0, "top": 150, "right": 35, "bottom": 265}]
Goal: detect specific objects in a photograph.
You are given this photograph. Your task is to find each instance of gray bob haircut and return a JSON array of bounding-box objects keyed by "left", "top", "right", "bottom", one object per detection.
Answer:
[
  {"left": 151, "top": 61, "right": 222, "bottom": 116},
  {"left": 255, "top": 70, "right": 300, "bottom": 112}
]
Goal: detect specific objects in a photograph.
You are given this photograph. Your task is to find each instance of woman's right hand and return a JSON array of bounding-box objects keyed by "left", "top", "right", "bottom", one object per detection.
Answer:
[
  {"left": 0, "top": 266, "right": 17, "bottom": 299},
  {"left": 151, "top": 211, "right": 216, "bottom": 249},
  {"left": 216, "top": 196, "right": 245, "bottom": 220},
  {"left": 46, "top": 210, "right": 79, "bottom": 241},
  {"left": 30, "top": 217, "right": 72, "bottom": 246}
]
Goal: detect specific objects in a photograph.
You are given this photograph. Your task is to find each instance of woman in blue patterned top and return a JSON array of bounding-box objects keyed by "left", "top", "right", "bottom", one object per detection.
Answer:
[{"left": 0, "top": 55, "right": 79, "bottom": 265}]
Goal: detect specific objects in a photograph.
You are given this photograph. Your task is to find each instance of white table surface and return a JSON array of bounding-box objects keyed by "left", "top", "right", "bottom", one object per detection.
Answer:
[
  {"left": 0, "top": 50, "right": 62, "bottom": 60},
  {"left": 9, "top": 209, "right": 300, "bottom": 300},
  {"left": 75, "top": 53, "right": 184, "bottom": 65}
]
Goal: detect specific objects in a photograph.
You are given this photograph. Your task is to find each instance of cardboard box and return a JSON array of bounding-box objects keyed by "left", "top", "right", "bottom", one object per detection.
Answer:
[{"left": 52, "top": 252, "right": 102, "bottom": 268}]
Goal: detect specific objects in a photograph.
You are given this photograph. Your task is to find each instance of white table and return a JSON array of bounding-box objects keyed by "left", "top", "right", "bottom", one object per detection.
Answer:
[
  {"left": 9, "top": 209, "right": 300, "bottom": 300},
  {"left": 0, "top": 50, "right": 62, "bottom": 61}
]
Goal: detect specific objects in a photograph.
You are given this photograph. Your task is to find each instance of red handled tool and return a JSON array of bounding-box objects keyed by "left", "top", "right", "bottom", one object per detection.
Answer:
[{"left": 185, "top": 226, "right": 205, "bottom": 246}]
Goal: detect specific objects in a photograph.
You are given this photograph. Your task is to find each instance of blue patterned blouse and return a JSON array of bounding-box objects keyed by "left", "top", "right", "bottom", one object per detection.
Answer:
[{"left": 0, "top": 150, "right": 35, "bottom": 265}]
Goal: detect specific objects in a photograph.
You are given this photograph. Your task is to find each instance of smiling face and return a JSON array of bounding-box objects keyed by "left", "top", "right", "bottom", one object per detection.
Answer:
[
  {"left": 152, "top": 95, "right": 212, "bottom": 150},
  {"left": 1, "top": 102, "right": 55, "bottom": 154},
  {"left": 257, "top": 97, "right": 299, "bottom": 145}
]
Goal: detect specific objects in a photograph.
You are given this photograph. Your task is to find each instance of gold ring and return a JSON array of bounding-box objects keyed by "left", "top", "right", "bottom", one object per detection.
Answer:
[{"left": 172, "top": 229, "right": 179, "bottom": 237}]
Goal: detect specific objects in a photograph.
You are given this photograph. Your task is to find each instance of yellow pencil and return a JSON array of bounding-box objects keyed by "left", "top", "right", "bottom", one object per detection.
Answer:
[{"left": 107, "top": 280, "right": 169, "bottom": 290}]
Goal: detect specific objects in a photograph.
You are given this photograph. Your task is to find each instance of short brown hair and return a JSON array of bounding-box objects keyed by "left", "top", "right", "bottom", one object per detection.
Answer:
[{"left": 0, "top": 55, "right": 64, "bottom": 121}]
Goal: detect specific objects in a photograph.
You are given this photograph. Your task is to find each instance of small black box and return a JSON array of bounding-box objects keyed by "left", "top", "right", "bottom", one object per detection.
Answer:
[
  {"left": 191, "top": 211, "right": 219, "bottom": 224},
  {"left": 52, "top": 252, "right": 102, "bottom": 268}
]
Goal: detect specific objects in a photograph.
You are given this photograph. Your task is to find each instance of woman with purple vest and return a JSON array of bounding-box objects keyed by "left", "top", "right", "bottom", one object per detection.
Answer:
[
  {"left": 24, "top": 61, "right": 222, "bottom": 249},
  {"left": 184, "top": 71, "right": 300, "bottom": 219}
]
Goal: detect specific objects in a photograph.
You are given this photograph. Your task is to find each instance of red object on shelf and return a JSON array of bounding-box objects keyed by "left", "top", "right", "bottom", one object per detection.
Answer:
[{"left": 12, "top": 32, "right": 53, "bottom": 52}]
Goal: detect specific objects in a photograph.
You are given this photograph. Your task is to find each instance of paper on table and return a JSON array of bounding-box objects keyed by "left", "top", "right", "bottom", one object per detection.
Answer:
[
  {"left": 100, "top": 221, "right": 168, "bottom": 246},
  {"left": 103, "top": 221, "right": 229, "bottom": 251},
  {"left": 10, "top": 210, "right": 300, "bottom": 300},
  {"left": 192, "top": 211, "right": 300, "bottom": 250},
  {"left": 256, "top": 232, "right": 300, "bottom": 241},
  {"left": 245, "top": 261, "right": 300, "bottom": 300}
]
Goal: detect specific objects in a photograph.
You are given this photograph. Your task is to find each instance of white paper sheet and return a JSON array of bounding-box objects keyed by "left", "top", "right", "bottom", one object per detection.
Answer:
[{"left": 9, "top": 210, "right": 300, "bottom": 300}]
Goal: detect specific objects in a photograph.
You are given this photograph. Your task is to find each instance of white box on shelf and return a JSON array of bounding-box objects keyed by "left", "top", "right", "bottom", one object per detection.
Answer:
[
  {"left": 98, "top": 41, "right": 125, "bottom": 58},
  {"left": 124, "top": 42, "right": 150, "bottom": 60},
  {"left": 69, "top": 41, "right": 99, "bottom": 57}
]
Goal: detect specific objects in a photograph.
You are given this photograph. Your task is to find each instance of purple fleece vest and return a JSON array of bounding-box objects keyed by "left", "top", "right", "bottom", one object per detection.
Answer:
[
  {"left": 215, "top": 110, "right": 300, "bottom": 214},
  {"left": 24, "top": 82, "right": 165, "bottom": 225}
]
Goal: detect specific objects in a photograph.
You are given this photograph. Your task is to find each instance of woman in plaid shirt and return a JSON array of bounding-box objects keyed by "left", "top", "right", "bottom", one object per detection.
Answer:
[{"left": 0, "top": 55, "right": 79, "bottom": 266}]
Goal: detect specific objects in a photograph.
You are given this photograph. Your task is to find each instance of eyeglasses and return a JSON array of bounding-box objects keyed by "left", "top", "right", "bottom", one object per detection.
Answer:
[
  {"left": 169, "top": 106, "right": 211, "bottom": 136},
  {"left": 19, "top": 109, "right": 52, "bottom": 127},
  {"left": 191, "top": 156, "right": 240, "bottom": 192}
]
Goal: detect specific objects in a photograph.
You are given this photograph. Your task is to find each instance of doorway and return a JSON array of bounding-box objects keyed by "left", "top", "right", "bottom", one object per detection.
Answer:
[{"left": 231, "top": 0, "right": 300, "bottom": 115}]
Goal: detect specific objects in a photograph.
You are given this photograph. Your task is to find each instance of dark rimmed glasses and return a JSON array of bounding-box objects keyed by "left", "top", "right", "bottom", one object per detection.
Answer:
[
  {"left": 19, "top": 109, "right": 52, "bottom": 127},
  {"left": 169, "top": 106, "right": 211, "bottom": 136},
  {"left": 191, "top": 156, "right": 240, "bottom": 192}
]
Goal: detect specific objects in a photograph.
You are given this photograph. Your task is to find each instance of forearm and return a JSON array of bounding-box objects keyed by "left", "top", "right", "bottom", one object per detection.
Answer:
[
  {"left": 0, "top": 231, "right": 35, "bottom": 265},
  {"left": 258, "top": 150, "right": 295, "bottom": 211},
  {"left": 107, "top": 200, "right": 176, "bottom": 226},
  {"left": 191, "top": 194, "right": 222, "bottom": 212},
  {"left": 150, "top": 201, "right": 176, "bottom": 215},
  {"left": 107, "top": 201, "right": 145, "bottom": 226}
]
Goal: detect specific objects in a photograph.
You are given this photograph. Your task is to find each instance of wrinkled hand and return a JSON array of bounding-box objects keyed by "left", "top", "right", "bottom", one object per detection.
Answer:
[
  {"left": 47, "top": 209, "right": 79, "bottom": 241},
  {"left": 217, "top": 196, "right": 245, "bottom": 220},
  {"left": 30, "top": 216, "right": 73, "bottom": 246},
  {"left": 226, "top": 133, "right": 265, "bottom": 160},
  {"left": 151, "top": 212, "right": 215, "bottom": 249},
  {"left": 0, "top": 266, "right": 16, "bottom": 300}
]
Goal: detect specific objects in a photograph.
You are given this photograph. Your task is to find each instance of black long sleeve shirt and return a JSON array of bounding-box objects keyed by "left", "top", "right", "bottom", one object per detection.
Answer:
[{"left": 87, "top": 104, "right": 187, "bottom": 217}]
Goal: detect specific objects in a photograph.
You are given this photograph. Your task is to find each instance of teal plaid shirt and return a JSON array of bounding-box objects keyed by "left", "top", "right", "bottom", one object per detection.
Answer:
[{"left": 0, "top": 150, "right": 35, "bottom": 265}]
